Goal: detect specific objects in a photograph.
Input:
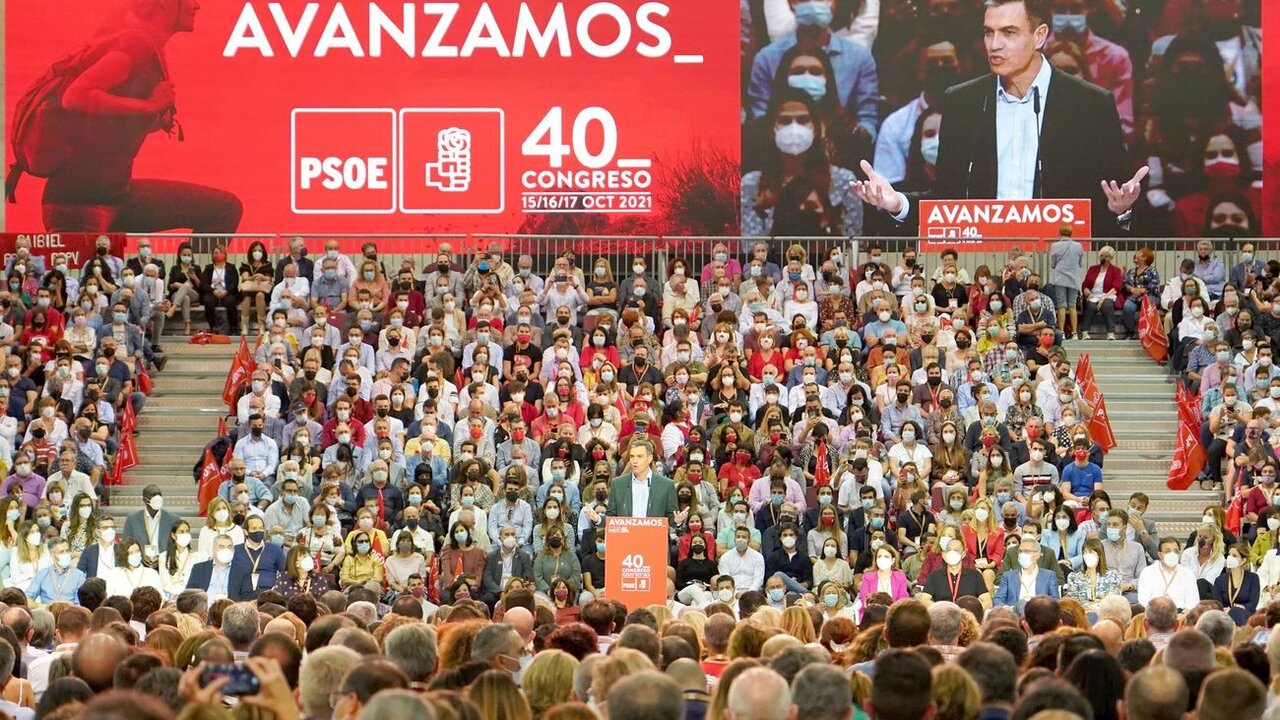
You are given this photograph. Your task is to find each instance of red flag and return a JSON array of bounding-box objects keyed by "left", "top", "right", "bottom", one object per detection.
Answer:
[
  {"left": 137, "top": 365, "right": 152, "bottom": 395},
  {"left": 1087, "top": 394, "right": 1117, "bottom": 453},
  {"left": 1167, "top": 387, "right": 1207, "bottom": 490},
  {"left": 1071, "top": 354, "right": 1114, "bottom": 452},
  {"left": 197, "top": 447, "right": 221, "bottom": 516},
  {"left": 217, "top": 416, "right": 229, "bottom": 438},
  {"left": 221, "top": 335, "right": 254, "bottom": 408},
  {"left": 117, "top": 431, "right": 138, "bottom": 472},
  {"left": 119, "top": 399, "right": 136, "bottom": 436},
  {"left": 1138, "top": 296, "right": 1169, "bottom": 363}
]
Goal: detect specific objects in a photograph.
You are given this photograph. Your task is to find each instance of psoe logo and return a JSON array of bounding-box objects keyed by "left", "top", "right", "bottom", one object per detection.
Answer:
[
  {"left": 424, "top": 127, "right": 472, "bottom": 192},
  {"left": 401, "top": 109, "right": 505, "bottom": 214}
]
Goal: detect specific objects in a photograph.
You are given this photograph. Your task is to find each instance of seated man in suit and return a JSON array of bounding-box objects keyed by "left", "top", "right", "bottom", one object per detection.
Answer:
[
  {"left": 607, "top": 440, "right": 677, "bottom": 522},
  {"left": 187, "top": 534, "right": 253, "bottom": 603},
  {"left": 76, "top": 514, "right": 118, "bottom": 579},
  {"left": 994, "top": 537, "right": 1061, "bottom": 610},
  {"left": 122, "top": 485, "right": 182, "bottom": 561}
]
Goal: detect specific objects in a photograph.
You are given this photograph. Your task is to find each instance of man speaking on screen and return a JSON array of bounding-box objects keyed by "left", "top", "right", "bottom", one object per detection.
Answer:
[{"left": 852, "top": 0, "right": 1148, "bottom": 235}]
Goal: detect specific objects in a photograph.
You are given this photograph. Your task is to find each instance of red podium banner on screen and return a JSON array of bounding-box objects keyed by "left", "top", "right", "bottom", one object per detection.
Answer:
[
  {"left": 604, "top": 516, "right": 668, "bottom": 610},
  {"left": 918, "top": 199, "right": 1091, "bottom": 251}
]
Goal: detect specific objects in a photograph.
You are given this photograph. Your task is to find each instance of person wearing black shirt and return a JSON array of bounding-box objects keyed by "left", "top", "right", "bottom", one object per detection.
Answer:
[
  {"left": 618, "top": 344, "right": 664, "bottom": 395},
  {"left": 580, "top": 537, "right": 606, "bottom": 600},
  {"left": 921, "top": 537, "right": 991, "bottom": 608},
  {"left": 764, "top": 523, "right": 812, "bottom": 594},
  {"left": 895, "top": 489, "right": 935, "bottom": 557},
  {"left": 676, "top": 535, "right": 717, "bottom": 596},
  {"left": 848, "top": 503, "right": 895, "bottom": 568}
]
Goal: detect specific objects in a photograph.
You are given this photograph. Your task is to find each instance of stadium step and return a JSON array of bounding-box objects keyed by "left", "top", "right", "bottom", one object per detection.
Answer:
[
  {"left": 116, "top": 341, "right": 237, "bottom": 519},
  {"left": 1063, "top": 339, "right": 1222, "bottom": 535}
]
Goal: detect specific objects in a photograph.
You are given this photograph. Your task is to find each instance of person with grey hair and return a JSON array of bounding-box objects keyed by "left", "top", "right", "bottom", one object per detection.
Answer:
[
  {"left": 1143, "top": 597, "right": 1179, "bottom": 650},
  {"left": 331, "top": 627, "right": 380, "bottom": 656},
  {"left": 791, "top": 663, "right": 853, "bottom": 720},
  {"left": 608, "top": 669, "right": 686, "bottom": 720},
  {"left": 357, "top": 688, "right": 437, "bottom": 720},
  {"left": 1194, "top": 610, "right": 1235, "bottom": 648},
  {"left": 1096, "top": 594, "right": 1132, "bottom": 629},
  {"left": 768, "top": 646, "right": 826, "bottom": 684},
  {"left": 956, "top": 642, "right": 1018, "bottom": 713},
  {"left": 385, "top": 623, "right": 437, "bottom": 684},
  {"left": 926, "top": 601, "right": 965, "bottom": 661},
  {"left": 299, "top": 646, "right": 361, "bottom": 719},
  {"left": 219, "top": 602, "right": 260, "bottom": 656},
  {"left": 471, "top": 624, "right": 524, "bottom": 672},
  {"left": 29, "top": 610, "right": 55, "bottom": 654},
  {"left": 726, "top": 666, "right": 796, "bottom": 720},
  {"left": 345, "top": 601, "right": 377, "bottom": 626}
]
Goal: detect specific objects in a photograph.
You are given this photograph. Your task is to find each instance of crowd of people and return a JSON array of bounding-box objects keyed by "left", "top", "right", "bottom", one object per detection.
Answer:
[
  {"left": 740, "top": 0, "right": 1262, "bottom": 239},
  {"left": 0, "top": 229, "right": 1274, "bottom": 719}
]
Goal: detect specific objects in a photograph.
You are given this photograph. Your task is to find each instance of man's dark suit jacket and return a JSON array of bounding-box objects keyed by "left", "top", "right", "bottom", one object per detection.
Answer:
[
  {"left": 186, "top": 560, "right": 255, "bottom": 601},
  {"left": 911, "top": 61, "right": 1129, "bottom": 234}
]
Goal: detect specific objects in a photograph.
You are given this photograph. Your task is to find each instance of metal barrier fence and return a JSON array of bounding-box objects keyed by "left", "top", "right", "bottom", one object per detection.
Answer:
[{"left": 124, "top": 234, "right": 1272, "bottom": 292}]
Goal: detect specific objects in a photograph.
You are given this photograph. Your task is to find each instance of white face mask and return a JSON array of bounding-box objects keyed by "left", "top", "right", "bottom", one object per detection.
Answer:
[
  {"left": 300, "top": 556, "right": 316, "bottom": 572},
  {"left": 1083, "top": 552, "right": 1099, "bottom": 568},
  {"left": 1161, "top": 552, "right": 1180, "bottom": 568},
  {"left": 213, "top": 509, "right": 230, "bottom": 523},
  {"left": 974, "top": 508, "right": 990, "bottom": 522},
  {"left": 175, "top": 533, "right": 192, "bottom": 549},
  {"left": 1226, "top": 555, "right": 1242, "bottom": 570},
  {"left": 876, "top": 555, "right": 893, "bottom": 571},
  {"left": 944, "top": 550, "right": 963, "bottom": 566}
]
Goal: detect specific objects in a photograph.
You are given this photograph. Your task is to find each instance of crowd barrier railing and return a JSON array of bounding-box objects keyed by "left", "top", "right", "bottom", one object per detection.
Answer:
[{"left": 122, "top": 234, "right": 1268, "bottom": 295}]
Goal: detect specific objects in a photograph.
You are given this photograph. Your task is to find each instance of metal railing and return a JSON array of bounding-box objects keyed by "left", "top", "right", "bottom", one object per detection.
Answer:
[{"left": 123, "top": 233, "right": 1270, "bottom": 292}]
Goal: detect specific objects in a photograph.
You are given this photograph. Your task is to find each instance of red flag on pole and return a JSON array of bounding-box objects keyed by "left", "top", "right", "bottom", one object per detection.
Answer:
[
  {"left": 117, "top": 431, "right": 138, "bottom": 472},
  {"left": 119, "top": 399, "right": 136, "bottom": 436},
  {"left": 217, "top": 415, "right": 229, "bottom": 439},
  {"left": 1138, "top": 296, "right": 1169, "bottom": 363},
  {"left": 1073, "top": 354, "right": 1116, "bottom": 452},
  {"left": 1167, "top": 386, "right": 1207, "bottom": 490},
  {"left": 196, "top": 447, "right": 221, "bottom": 516},
  {"left": 221, "top": 335, "right": 254, "bottom": 409}
]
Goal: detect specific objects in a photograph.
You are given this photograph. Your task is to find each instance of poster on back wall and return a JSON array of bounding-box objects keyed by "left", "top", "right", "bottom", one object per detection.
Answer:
[{"left": 4, "top": 0, "right": 740, "bottom": 236}]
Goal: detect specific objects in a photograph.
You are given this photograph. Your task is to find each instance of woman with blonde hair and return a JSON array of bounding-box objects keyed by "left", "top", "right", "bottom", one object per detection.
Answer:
[
  {"left": 522, "top": 649, "right": 578, "bottom": 717},
  {"left": 467, "top": 670, "right": 532, "bottom": 720},
  {"left": 961, "top": 496, "right": 1005, "bottom": 589},
  {"left": 591, "top": 647, "right": 655, "bottom": 713},
  {"left": 779, "top": 606, "right": 815, "bottom": 644},
  {"left": 750, "top": 606, "right": 782, "bottom": 629},
  {"left": 196, "top": 497, "right": 242, "bottom": 555},
  {"left": 932, "top": 664, "right": 981, "bottom": 720},
  {"left": 1182, "top": 522, "right": 1226, "bottom": 593}
]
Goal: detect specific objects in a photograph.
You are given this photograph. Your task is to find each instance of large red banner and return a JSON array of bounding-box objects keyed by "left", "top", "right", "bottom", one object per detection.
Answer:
[{"left": 4, "top": 1, "right": 739, "bottom": 234}]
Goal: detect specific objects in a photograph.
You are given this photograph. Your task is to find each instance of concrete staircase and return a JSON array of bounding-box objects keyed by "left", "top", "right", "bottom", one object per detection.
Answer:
[
  {"left": 1063, "top": 340, "right": 1221, "bottom": 538},
  {"left": 107, "top": 342, "right": 237, "bottom": 525}
]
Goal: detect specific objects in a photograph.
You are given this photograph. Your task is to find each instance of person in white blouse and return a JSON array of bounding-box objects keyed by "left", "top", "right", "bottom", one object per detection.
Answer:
[
  {"left": 1137, "top": 537, "right": 1201, "bottom": 610},
  {"left": 159, "top": 520, "right": 207, "bottom": 601},
  {"left": 104, "top": 538, "right": 162, "bottom": 599},
  {"left": 6, "top": 524, "right": 50, "bottom": 593},
  {"left": 1180, "top": 524, "right": 1226, "bottom": 589},
  {"left": 198, "top": 498, "right": 245, "bottom": 556}
]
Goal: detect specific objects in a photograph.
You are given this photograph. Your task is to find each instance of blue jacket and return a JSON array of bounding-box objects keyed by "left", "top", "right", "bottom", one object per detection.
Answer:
[
  {"left": 186, "top": 559, "right": 254, "bottom": 601},
  {"left": 994, "top": 567, "right": 1060, "bottom": 608}
]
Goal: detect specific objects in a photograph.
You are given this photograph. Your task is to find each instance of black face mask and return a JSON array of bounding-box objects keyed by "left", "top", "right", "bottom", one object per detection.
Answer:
[
  {"left": 506, "top": 490, "right": 519, "bottom": 502},
  {"left": 595, "top": 491, "right": 608, "bottom": 502},
  {"left": 956, "top": 338, "right": 971, "bottom": 350}
]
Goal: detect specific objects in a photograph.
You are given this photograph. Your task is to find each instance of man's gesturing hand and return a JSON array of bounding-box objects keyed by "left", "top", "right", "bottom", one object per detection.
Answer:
[
  {"left": 851, "top": 160, "right": 905, "bottom": 216},
  {"left": 1102, "top": 165, "right": 1150, "bottom": 215}
]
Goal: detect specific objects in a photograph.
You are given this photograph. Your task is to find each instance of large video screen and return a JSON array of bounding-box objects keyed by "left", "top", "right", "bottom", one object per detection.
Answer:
[{"left": 4, "top": 0, "right": 1271, "bottom": 238}]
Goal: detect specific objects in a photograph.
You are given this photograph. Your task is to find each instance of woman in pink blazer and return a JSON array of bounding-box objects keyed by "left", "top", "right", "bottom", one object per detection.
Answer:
[
  {"left": 1080, "top": 246, "right": 1125, "bottom": 339},
  {"left": 857, "top": 544, "right": 912, "bottom": 614}
]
